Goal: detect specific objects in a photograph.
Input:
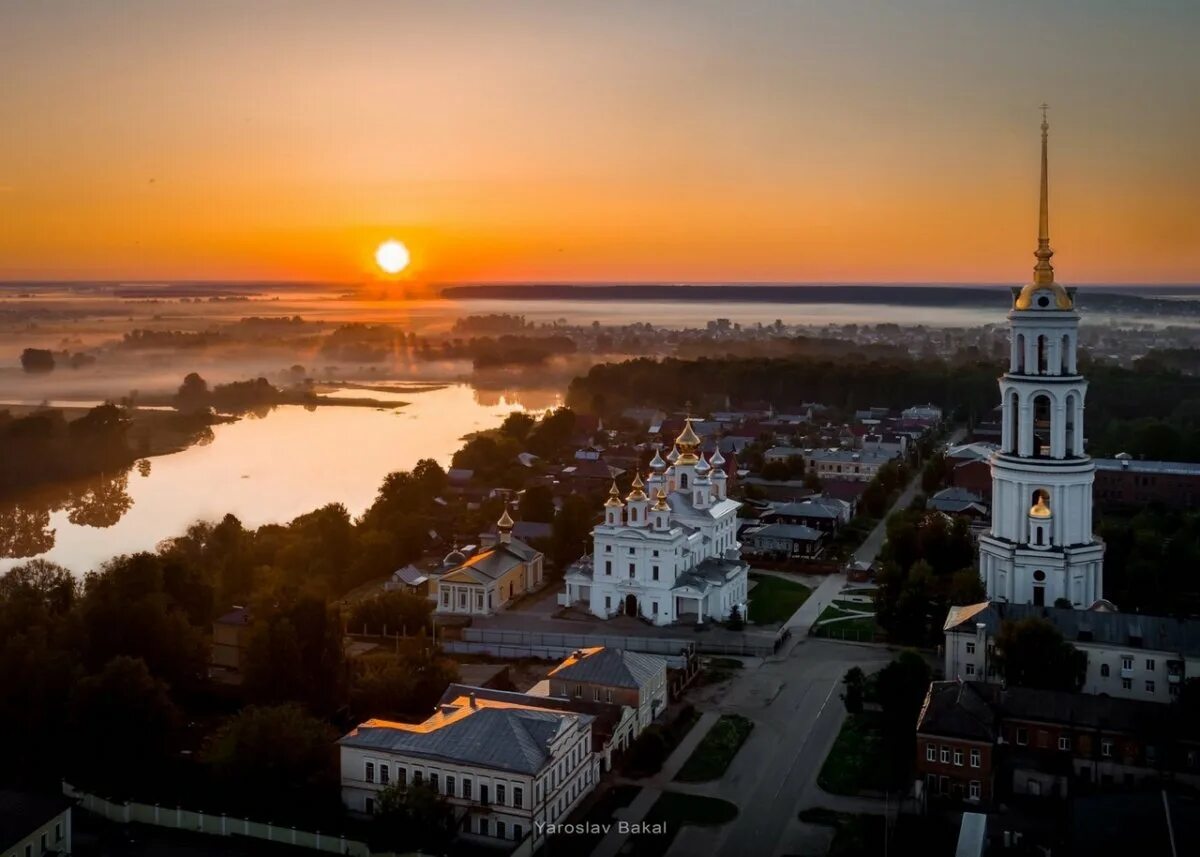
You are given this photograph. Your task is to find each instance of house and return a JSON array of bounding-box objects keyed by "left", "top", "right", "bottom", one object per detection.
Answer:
[
  {"left": 927, "top": 487, "right": 989, "bottom": 521},
  {"left": 903, "top": 404, "right": 944, "bottom": 422},
  {"left": 741, "top": 523, "right": 825, "bottom": 558},
  {"left": 450, "top": 684, "right": 636, "bottom": 773},
  {"left": 0, "top": 790, "right": 72, "bottom": 857},
  {"left": 804, "top": 448, "right": 898, "bottom": 482},
  {"left": 861, "top": 432, "right": 908, "bottom": 458},
  {"left": 1093, "top": 454, "right": 1200, "bottom": 511},
  {"left": 338, "top": 690, "right": 597, "bottom": 848},
  {"left": 433, "top": 511, "right": 544, "bottom": 617},
  {"left": 767, "top": 496, "right": 851, "bottom": 532},
  {"left": 544, "top": 647, "right": 668, "bottom": 731},
  {"left": 943, "top": 601, "right": 1200, "bottom": 704},
  {"left": 210, "top": 606, "right": 251, "bottom": 681},
  {"left": 763, "top": 446, "right": 807, "bottom": 464},
  {"left": 916, "top": 680, "right": 1200, "bottom": 807},
  {"left": 383, "top": 565, "right": 429, "bottom": 596}
]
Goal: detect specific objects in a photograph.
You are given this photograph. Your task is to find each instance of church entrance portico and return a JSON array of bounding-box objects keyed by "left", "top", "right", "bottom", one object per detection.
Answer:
[{"left": 624, "top": 594, "right": 639, "bottom": 617}]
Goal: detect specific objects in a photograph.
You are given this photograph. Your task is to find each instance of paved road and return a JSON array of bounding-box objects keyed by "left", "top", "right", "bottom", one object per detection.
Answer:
[{"left": 851, "top": 426, "right": 967, "bottom": 566}]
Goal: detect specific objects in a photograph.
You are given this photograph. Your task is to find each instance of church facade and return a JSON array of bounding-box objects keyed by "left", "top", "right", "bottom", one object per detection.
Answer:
[
  {"left": 560, "top": 420, "right": 749, "bottom": 626},
  {"left": 977, "top": 113, "right": 1104, "bottom": 608}
]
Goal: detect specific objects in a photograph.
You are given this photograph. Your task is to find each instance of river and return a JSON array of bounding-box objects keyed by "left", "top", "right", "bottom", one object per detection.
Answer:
[{"left": 0, "top": 383, "right": 554, "bottom": 575}]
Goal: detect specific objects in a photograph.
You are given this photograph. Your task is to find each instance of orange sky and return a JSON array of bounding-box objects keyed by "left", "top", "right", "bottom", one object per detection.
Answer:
[{"left": 1, "top": 1, "right": 1197, "bottom": 284}]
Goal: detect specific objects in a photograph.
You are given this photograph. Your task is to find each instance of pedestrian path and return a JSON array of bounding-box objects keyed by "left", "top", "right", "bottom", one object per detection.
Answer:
[{"left": 590, "top": 710, "right": 720, "bottom": 857}]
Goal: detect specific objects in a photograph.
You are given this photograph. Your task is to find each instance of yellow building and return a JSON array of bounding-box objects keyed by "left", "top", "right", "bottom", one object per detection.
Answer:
[{"left": 434, "top": 510, "right": 545, "bottom": 616}]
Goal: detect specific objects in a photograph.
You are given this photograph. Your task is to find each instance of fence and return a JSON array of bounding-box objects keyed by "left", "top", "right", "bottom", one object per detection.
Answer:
[
  {"left": 441, "top": 640, "right": 690, "bottom": 669},
  {"left": 63, "top": 782, "right": 372, "bottom": 856},
  {"left": 463, "top": 628, "right": 777, "bottom": 658}
]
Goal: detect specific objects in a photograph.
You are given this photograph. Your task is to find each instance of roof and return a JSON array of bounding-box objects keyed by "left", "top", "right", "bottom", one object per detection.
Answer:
[
  {"left": 771, "top": 497, "right": 849, "bottom": 519},
  {"left": 765, "top": 446, "right": 806, "bottom": 458},
  {"left": 547, "top": 647, "right": 665, "bottom": 689},
  {"left": 946, "top": 442, "right": 998, "bottom": 462},
  {"left": 745, "top": 523, "right": 824, "bottom": 542},
  {"left": 339, "top": 694, "right": 590, "bottom": 775},
  {"left": 0, "top": 790, "right": 72, "bottom": 850},
  {"left": 215, "top": 606, "right": 251, "bottom": 626},
  {"left": 438, "top": 684, "right": 624, "bottom": 755},
  {"left": 1094, "top": 457, "right": 1200, "bottom": 476},
  {"left": 928, "top": 487, "right": 988, "bottom": 515},
  {"left": 440, "top": 538, "right": 540, "bottom": 585},
  {"left": 807, "top": 448, "right": 897, "bottom": 465},
  {"left": 944, "top": 601, "right": 1200, "bottom": 657},
  {"left": 392, "top": 565, "right": 428, "bottom": 586},
  {"left": 916, "top": 681, "right": 999, "bottom": 742}
]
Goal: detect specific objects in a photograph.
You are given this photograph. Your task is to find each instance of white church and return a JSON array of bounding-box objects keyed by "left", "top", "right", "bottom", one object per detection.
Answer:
[
  {"left": 560, "top": 420, "right": 749, "bottom": 626},
  {"left": 978, "top": 113, "right": 1105, "bottom": 608}
]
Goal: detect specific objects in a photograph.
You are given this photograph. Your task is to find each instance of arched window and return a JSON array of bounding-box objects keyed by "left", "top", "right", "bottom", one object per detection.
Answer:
[
  {"left": 1061, "top": 333, "right": 1071, "bottom": 374},
  {"left": 1015, "top": 333, "right": 1026, "bottom": 373},
  {"left": 680, "top": 474, "right": 688, "bottom": 489},
  {"left": 1065, "top": 392, "right": 1078, "bottom": 457},
  {"left": 1032, "top": 393, "right": 1052, "bottom": 458},
  {"left": 630, "top": 508, "right": 638, "bottom": 522},
  {"left": 1037, "top": 335, "right": 1048, "bottom": 374},
  {"left": 1008, "top": 390, "right": 1020, "bottom": 454}
]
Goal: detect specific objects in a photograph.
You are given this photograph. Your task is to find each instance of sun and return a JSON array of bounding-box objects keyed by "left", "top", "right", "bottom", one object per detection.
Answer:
[{"left": 374, "top": 239, "right": 410, "bottom": 275}]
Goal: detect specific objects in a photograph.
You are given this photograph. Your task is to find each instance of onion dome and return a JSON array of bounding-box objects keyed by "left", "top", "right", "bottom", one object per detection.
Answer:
[
  {"left": 603, "top": 480, "right": 625, "bottom": 507},
  {"left": 1029, "top": 495, "right": 1052, "bottom": 518},
  {"left": 497, "top": 506, "right": 515, "bottom": 530},
  {"left": 648, "top": 449, "right": 667, "bottom": 471},
  {"left": 695, "top": 454, "right": 711, "bottom": 475},
  {"left": 674, "top": 419, "right": 701, "bottom": 466},
  {"left": 666, "top": 445, "right": 681, "bottom": 464},
  {"left": 626, "top": 472, "right": 648, "bottom": 501},
  {"left": 709, "top": 447, "right": 726, "bottom": 467},
  {"left": 652, "top": 486, "right": 671, "bottom": 511}
]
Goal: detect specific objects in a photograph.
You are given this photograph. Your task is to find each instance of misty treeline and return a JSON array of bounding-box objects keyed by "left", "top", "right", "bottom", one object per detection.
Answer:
[
  {"left": 0, "top": 404, "right": 134, "bottom": 499},
  {"left": 567, "top": 353, "right": 1200, "bottom": 461}
]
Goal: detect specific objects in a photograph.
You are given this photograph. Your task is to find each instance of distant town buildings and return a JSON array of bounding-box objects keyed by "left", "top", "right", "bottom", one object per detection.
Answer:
[
  {"left": 560, "top": 420, "right": 748, "bottom": 625},
  {"left": 0, "top": 790, "right": 72, "bottom": 857}
]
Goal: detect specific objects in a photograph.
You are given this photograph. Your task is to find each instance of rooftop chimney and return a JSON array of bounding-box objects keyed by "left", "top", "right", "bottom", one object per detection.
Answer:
[{"left": 469, "top": 692, "right": 477, "bottom": 709}]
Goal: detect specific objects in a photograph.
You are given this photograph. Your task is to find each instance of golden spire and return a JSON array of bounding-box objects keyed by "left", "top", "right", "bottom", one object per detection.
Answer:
[
  {"left": 1015, "top": 105, "right": 1072, "bottom": 311},
  {"left": 1033, "top": 103, "right": 1055, "bottom": 286},
  {"left": 604, "top": 479, "right": 625, "bottom": 507}
]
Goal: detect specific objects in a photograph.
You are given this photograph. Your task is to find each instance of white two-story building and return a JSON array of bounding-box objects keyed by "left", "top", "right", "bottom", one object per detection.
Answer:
[{"left": 339, "top": 691, "right": 596, "bottom": 849}]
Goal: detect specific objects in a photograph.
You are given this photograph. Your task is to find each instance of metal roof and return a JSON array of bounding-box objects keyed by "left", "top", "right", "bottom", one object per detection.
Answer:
[{"left": 547, "top": 647, "right": 665, "bottom": 690}]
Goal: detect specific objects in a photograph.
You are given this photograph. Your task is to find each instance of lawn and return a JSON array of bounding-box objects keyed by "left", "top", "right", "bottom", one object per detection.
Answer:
[
  {"left": 623, "top": 706, "right": 702, "bottom": 778},
  {"left": 816, "top": 712, "right": 891, "bottom": 795},
  {"left": 675, "top": 714, "right": 754, "bottom": 782},
  {"left": 625, "top": 793, "right": 739, "bottom": 857},
  {"left": 797, "top": 808, "right": 886, "bottom": 857},
  {"left": 812, "top": 605, "right": 878, "bottom": 641},
  {"left": 747, "top": 573, "right": 812, "bottom": 624},
  {"left": 535, "top": 784, "right": 641, "bottom": 856}
]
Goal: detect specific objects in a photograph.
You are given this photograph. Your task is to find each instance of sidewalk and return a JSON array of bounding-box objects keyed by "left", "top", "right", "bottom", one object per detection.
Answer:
[{"left": 590, "top": 710, "right": 720, "bottom": 857}]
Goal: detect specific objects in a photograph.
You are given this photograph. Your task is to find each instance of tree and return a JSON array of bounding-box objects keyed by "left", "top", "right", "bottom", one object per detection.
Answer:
[
  {"left": 373, "top": 780, "right": 457, "bottom": 854},
  {"left": 994, "top": 618, "right": 1086, "bottom": 691},
  {"left": 19, "top": 348, "right": 55, "bottom": 373},
  {"left": 519, "top": 485, "right": 556, "bottom": 523},
  {"left": 841, "top": 666, "right": 865, "bottom": 714},
  {"left": 203, "top": 704, "right": 339, "bottom": 821},
  {"left": 727, "top": 604, "right": 745, "bottom": 631},
  {"left": 0, "top": 559, "right": 77, "bottom": 617},
  {"left": 67, "top": 656, "right": 180, "bottom": 795},
  {"left": 874, "top": 650, "right": 932, "bottom": 787},
  {"left": 349, "top": 645, "right": 459, "bottom": 721},
  {"left": 175, "top": 372, "right": 210, "bottom": 413},
  {"left": 243, "top": 596, "right": 348, "bottom": 715},
  {"left": 499, "top": 411, "right": 536, "bottom": 442}
]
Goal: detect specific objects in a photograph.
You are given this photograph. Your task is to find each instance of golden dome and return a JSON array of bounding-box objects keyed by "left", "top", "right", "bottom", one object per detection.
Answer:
[
  {"left": 675, "top": 418, "right": 702, "bottom": 451},
  {"left": 604, "top": 480, "right": 625, "bottom": 507},
  {"left": 1029, "top": 495, "right": 1052, "bottom": 518},
  {"left": 1015, "top": 281, "right": 1073, "bottom": 311},
  {"left": 652, "top": 486, "right": 670, "bottom": 511},
  {"left": 497, "top": 507, "right": 515, "bottom": 529},
  {"left": 626, "top": 472, "right": 648, "bottom": 502}
]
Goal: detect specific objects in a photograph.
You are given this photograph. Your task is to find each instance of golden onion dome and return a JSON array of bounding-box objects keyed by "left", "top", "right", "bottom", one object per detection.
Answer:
[
  {"left": 1029, "top": 495, "right": 1052, "bottom": 518},
  {"left": 603, "top": 480, "right": 625, "bottom": 507},
  {"left": 675, "top": 419, "right": 702, "bottom": 451},
  {"left": 497, "top": 507, "right": 515, "bottom": 529},
  {"left": 1015, "top": 280, "right": 1073, "bottom": 311},
  {"left": 626, "top": 472, "right": 648, "bottom": 502},
  {"left": 652, "top": 486, "right": 671, "bottom": 511}
]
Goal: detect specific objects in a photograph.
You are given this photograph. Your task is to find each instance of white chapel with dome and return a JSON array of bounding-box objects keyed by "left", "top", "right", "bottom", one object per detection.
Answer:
[
  {"left": 560, "top": 419, "right": 749, "bottom": 625},
  {"left": 978, "top": 111, "right": 1104, "bottom": 608}
]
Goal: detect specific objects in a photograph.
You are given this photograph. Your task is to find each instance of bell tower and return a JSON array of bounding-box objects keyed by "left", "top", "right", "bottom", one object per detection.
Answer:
[{"left": 978, "top": 107, "right": 1104, "bottom": 608}]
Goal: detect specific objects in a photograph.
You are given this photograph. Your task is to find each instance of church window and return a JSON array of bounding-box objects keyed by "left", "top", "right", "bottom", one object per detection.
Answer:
[
  {"left": 652, "top": 601, "right": 658, "bottom": 614},
  {"left": 629, "top": 564, "right": 635, "bottom": 578},
  {"left": 652, "top": 550, "right": 659, "bottom": 557},
  {"left": 630, "top": 508, "right": 638, "bottom": 522},
  {"left": 605, "top": 561, "right": 612, "bottom": 575},
  {"left": 652, "top": 566, "right": 659, "bottom": 580},
  {"left": 1101, "top": 664, "right": 1110, "bottom": 677},
  {"left": 680, "top": 474, "right": 688, "bottom": 489},
  {"left": 629, "top": 547, "right": 635, "bottom": 554},
  {"left": 1033, "top": 569, "right": 1046, "bottom": 582}
]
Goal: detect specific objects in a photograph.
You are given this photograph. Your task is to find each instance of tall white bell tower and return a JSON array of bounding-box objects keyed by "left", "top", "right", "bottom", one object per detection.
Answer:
[{"left": 978, "top": 107, "right": 1104, "bottom": 608}]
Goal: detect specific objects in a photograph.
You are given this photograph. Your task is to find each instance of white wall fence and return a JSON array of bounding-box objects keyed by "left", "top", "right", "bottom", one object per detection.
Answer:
[
  {"left": 462, "top": 627, "right": 775, "bottom": 657},
  {"left": 441, "top": 640, "right": 690, "bottom": 669},
  {"left": 63, "top": 782, "right": 373, "bottom": 856}
]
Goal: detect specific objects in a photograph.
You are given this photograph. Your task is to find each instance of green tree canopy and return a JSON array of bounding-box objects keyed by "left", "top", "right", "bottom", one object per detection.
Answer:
[{"left": 994, "top": 617, "right": 1086, "bottom": 692}]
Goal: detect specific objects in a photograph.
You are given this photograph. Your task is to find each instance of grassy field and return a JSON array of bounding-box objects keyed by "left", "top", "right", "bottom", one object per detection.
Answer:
[
  {"left": 816, "top": 712, "right": 891, "bottom": 795},
  {"left": 812, "top": 604, "right": 878, "bottom": 640},
  {"left": 675, "top": 714, "right": 755, "bottom": 782},
  {"left": 747, "top": 573, "right": 812, "bottom": 624},
  {"left": 625, "top": 793, "right": 739, "bottom": 857}
]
